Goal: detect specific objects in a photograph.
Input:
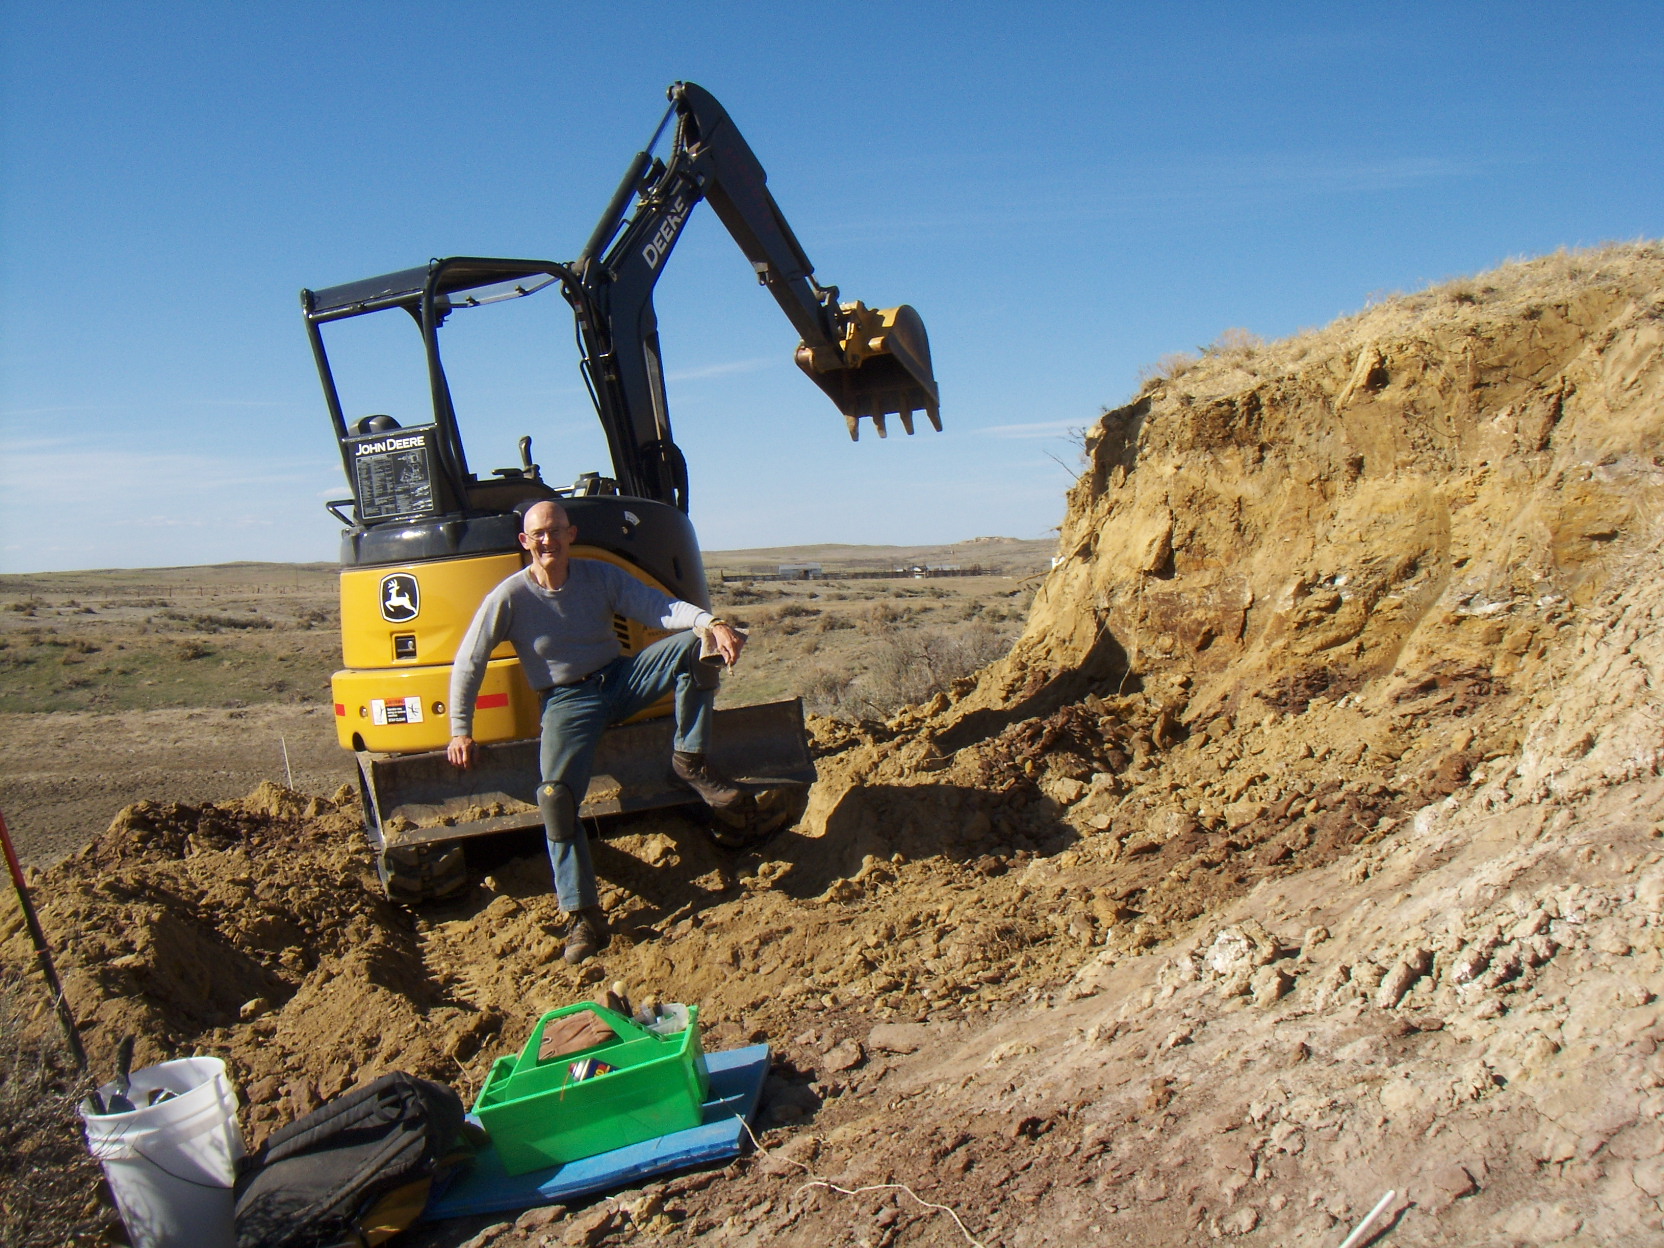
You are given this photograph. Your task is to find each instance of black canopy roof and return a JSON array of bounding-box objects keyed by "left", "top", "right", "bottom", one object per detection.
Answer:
[{"left": 302, "top": 258, "right": 567, "bottom": 323}]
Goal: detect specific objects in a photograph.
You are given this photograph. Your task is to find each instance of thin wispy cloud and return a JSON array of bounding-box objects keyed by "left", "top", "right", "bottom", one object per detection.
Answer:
[
  {"left": 0, "top": 398, "right": 291, "bottom": 418},
  {"left": 810, "top": 153, "right": 1490, "bottom": 243},
  {"left": 0, "top": 405, "right": 110, "bottom": 418},
  {"left": 977, "top": 419, "right": 1081, "bottom": 439},
  {"left": 666, "top": 358, "right": 772, "bottom": 382},
  {"left": 0, "top": 435, "right": 88, "bottom": 451},
  {"left": 0, "top": 441, "right": 340, "bottom": 569},
  {"left": 0, "top": 441, "right": 330, "bottom": 495}
]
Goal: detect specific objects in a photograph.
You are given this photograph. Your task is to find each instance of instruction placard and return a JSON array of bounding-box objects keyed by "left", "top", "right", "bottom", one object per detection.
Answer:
[{"left": 370, "top": 697, "right": 425, "bottom": 726}]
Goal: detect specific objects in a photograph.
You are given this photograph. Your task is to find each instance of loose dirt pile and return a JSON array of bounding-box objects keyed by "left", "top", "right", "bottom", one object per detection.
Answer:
[{"left": 6, "top": 243, "right": 1664, "bottom": 1246}]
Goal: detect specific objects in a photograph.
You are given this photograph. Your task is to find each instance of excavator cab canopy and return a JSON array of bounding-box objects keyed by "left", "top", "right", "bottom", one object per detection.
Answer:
[
  {"left": 304, "top": 260, "right": 564, "bottom": 324},
  {"left": 303, "top": 257, "right": 578, "bottom": 532}
]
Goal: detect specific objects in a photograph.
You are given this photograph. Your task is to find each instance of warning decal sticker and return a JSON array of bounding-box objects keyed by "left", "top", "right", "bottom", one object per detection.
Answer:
[{"left": 370, "top": 696, "right": 425, "bottom": 726}]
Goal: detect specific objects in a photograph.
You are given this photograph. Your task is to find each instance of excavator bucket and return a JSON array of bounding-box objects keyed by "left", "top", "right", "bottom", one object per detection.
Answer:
[
  {"left": 355, "top": 698, "right": 817, "bottom": 853},
  {"left": 796, "top": 303, "right": 941, "bottom": 440}
]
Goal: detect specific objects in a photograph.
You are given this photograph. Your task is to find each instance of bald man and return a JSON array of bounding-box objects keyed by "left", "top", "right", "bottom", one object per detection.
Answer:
[{"left": 448, "top": 500, "right": 748, "bottom": 962}]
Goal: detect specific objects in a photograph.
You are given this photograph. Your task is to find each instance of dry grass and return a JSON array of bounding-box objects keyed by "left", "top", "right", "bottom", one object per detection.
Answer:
[
  {"left": 0, "top": 565, "right": 339, "bottom": 714},
  {"left": 797, "top": 620, "right": 1018, "bottom": 720},
  {"left": 711, "top": 576, "right": 1034, "bottom": 719},
  {"left": 1125, "top": 241, "right": 1664, "bottom": 409},
  {"left": 1136, "top": 350, "right": 1199, "bottom": 388},
  {"left": 0, "top": 980, "right": 106, "bottom": 1245}
]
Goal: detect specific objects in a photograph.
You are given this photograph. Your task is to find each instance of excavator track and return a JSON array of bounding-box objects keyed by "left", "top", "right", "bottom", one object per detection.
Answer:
[{"left": 377, "top": 842, "right": 470, "bottom": 905}]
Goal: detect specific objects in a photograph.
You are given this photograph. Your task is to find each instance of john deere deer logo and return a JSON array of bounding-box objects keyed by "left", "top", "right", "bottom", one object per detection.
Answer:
[{"left": 380, "top": 574, "right": 419, "bottom": 623}]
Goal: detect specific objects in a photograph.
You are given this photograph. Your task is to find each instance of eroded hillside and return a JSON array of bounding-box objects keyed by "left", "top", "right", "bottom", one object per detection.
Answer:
[{"left": 5, "top": 244, "right": 1664, "bottom": 1247}]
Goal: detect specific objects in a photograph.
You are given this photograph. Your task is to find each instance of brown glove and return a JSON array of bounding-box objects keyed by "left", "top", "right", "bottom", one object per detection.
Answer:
[{"left": 538, "top": 1010, "right": 619, "bottom": 1063}]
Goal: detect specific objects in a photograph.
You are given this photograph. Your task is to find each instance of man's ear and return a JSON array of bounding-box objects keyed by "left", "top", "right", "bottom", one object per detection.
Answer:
[
  {"left": 567, "top": 525, "right": 579, "bottom": 544},
  {"left": 518, "top": 530, "right": 534, "bottom": 551}
]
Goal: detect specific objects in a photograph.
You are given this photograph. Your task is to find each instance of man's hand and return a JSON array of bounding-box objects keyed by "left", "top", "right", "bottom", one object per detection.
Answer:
[
  {"left": 447, "top": 735, "right": 478, "bottom": 769},
  {"left": 709, "top": 620, "right": 746, "bottom": 666}
]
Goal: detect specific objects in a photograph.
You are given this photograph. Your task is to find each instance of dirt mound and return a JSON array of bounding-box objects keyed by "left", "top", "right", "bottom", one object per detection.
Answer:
[
  {"left": 2, "top": 784, "right": 481, "bottom": 1140},
  {"left": 6, "top": 244, "right": 1664, "bottom": 1246}
]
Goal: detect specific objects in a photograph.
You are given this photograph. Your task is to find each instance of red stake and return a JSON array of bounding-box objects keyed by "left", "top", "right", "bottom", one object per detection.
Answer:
[{"left": 0, "top": 809, "right": 88, "bottom": 1071}]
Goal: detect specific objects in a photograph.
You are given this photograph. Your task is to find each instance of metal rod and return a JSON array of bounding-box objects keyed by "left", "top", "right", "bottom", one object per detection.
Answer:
[
  {"left": 0, "top": 809, "right": 88, "bottom": 1071},
  {"left": 281, "top": 735, "right": 294, "bottom": 790},
  {"left": 1336, "top": 1190, "right": 1396, "bottom": 1248}
]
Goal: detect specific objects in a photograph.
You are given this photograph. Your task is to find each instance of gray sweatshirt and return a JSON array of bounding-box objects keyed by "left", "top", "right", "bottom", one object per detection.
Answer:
[{"left": 449, "top": 560, "right": 711, "bottom": 736}]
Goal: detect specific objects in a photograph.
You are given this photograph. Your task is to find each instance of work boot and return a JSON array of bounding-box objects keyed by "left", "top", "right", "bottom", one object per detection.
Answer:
[
  {"left": 563, "top": 906, "right": 609, "bottom": 964},
  {"left": 671, "top": 751, "right": 749, "bottom": 813}
]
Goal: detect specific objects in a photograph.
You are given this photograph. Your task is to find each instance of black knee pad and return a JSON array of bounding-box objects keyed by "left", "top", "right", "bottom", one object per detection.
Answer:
[{"left": 538, "top": 782, "right": 579, "bottom": 843}]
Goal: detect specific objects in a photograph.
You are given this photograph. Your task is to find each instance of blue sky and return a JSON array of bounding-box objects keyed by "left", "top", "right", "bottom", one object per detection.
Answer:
[{"left": 2, "top": 3, "right": 1660, "bottom": 573}]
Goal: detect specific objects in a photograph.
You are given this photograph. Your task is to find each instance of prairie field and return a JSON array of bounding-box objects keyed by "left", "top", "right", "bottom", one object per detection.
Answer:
[{"left": 0, "top": 540, "right": 1048, "bottom": 863}]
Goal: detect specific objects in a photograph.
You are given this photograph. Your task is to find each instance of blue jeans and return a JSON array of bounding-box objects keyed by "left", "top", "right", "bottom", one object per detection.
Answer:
[{"left": 539, "top": 630, "right": 715, "bottom": 910}]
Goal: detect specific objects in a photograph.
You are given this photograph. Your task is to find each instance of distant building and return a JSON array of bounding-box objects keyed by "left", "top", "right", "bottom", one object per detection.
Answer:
[{"left": 777, "top": 563, "right": 823, "bottom": 580}]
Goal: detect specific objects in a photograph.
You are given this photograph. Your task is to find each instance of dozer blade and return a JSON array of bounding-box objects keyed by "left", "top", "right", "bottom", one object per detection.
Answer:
[
  {"left": 357, "top": 698, "right": 816, "bottom": 850},
  {"left": 795, "top": 303, "right": 941, "bottom": 441}
]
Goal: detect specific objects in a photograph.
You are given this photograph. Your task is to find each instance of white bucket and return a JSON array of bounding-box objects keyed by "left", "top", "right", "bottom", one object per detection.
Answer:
[{"left": 80, "top": 1056, "right": 245, "bottom": 1248}]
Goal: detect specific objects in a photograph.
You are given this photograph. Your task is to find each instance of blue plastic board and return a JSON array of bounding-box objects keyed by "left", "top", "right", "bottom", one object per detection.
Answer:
[{"left": 423, "top": 1044, "right": 770, "bottom": 1221}]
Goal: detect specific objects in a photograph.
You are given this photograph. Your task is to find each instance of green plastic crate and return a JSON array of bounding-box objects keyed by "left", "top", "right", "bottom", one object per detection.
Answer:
[{"left": 472, "top": 1002, "right": 709, "bottom": 1175}]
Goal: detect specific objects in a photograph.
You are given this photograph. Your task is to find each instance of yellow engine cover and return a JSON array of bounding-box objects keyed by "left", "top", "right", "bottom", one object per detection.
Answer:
[
  {"left": 334, "top": 546, "right": 677, "bottom": 753},
  {"left": 333, "top": 657, "right": 538, "bottom": 752},
  {"left": 340, "top": 552, "right": 523, "bottom": 670}
]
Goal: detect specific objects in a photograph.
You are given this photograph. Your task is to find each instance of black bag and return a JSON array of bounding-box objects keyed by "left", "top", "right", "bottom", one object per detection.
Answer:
[{"left": 234, "top": 1072, "right": 471, "bottom": 1248}]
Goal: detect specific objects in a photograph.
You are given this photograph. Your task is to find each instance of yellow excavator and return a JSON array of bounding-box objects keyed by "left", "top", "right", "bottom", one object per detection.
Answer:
[{"left": 301, "top": 82, "right": 940, "bottom": 901}]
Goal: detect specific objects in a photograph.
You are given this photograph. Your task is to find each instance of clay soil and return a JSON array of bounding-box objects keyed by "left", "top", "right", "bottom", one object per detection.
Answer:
[{"left": 7, "top": 244, "right": 1664, "bottom": 1247}]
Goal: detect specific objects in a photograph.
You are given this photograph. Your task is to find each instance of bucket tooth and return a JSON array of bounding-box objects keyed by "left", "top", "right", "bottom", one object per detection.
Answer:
[
  {"left": 845, "top": 412, "right": 860, "bottom": 441},
  {"left": 871, "top": 412, "right": 887, "bottom": 438},
  {"left": 898, "top": 410, "right": 916, "bottom": 436}
]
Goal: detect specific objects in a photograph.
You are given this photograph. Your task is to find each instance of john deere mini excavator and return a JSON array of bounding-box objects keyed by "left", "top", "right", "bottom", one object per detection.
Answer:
[{"left": 303, "top": 82, "right": 940, "bottom": 902}]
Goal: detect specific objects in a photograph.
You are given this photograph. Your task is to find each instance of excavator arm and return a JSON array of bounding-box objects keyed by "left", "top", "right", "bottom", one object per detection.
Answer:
[{"left": 567, "top": 81, "right": 940, "bottom": 508}]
